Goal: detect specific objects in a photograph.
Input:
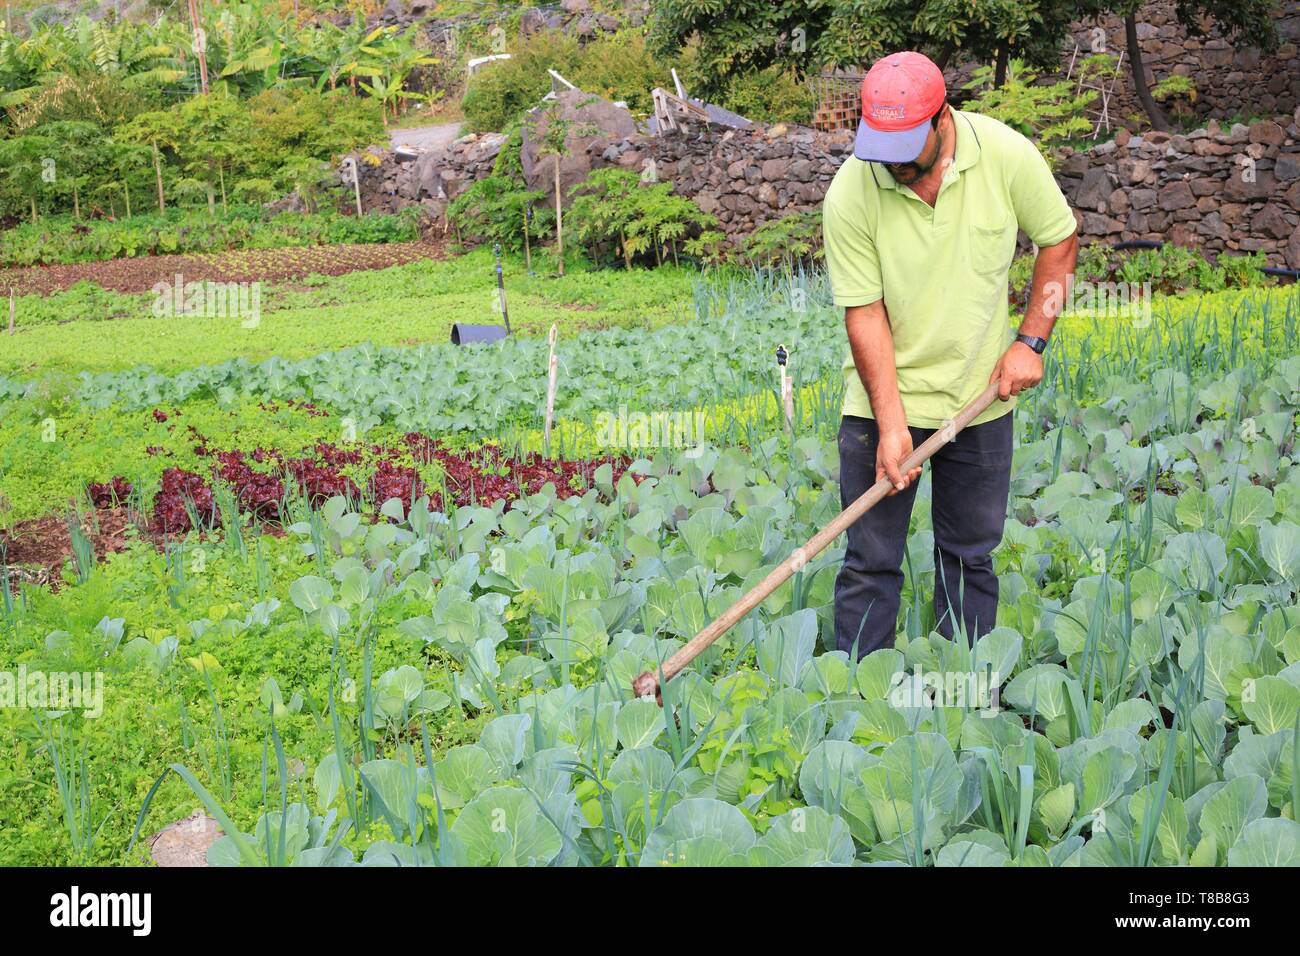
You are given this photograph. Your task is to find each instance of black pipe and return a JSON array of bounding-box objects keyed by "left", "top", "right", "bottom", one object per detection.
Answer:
[
  {"left": 1110, "top": 240, "right": 1165, "bottom": 251},
  {"left": 451, "top": 323, "right": 508, "bottom": 344},
  {"left": 1262, "top": 267, "right": 1300, "bottom": 281}
]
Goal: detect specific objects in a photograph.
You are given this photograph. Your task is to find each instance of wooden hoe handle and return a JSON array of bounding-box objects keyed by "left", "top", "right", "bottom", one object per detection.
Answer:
[{"left": 631, "top": 381, "right": 1003, "bottom": 705}]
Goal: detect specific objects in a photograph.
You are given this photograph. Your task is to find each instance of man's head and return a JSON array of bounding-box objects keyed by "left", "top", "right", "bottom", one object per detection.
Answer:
[{"left": 854, "top": 51, "right": 949, "bottom": 180}]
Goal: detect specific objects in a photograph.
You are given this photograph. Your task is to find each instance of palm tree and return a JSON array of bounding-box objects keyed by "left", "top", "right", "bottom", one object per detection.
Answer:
[
  {"left": 96, "top": 19, "right": 185, "bottom": 87},
  {"left": 209, "top": 5, "right": 285, "bottom": 96},
  {"left": 372, "top": 26, "right": 439, "bottom": 119}
]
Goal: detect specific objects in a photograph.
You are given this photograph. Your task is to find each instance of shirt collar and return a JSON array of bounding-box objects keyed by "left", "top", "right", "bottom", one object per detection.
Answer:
[{"left": 871, "top": 109, "right": 981, "bottom": 191}]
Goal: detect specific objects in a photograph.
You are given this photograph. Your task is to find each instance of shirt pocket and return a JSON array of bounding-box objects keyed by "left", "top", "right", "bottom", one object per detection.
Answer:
[{"left": 968, "top": 216, "right": 1017, "bottom": 277}]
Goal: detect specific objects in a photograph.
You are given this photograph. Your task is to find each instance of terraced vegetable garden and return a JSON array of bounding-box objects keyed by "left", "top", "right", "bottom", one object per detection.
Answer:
[{"left": 1, "top": 259, "right": 1298, "bottom": 868}]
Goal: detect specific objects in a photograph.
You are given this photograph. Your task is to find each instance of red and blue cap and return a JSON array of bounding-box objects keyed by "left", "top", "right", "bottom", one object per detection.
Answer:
[{"left": 854, "top": 51, "right": 947, "bottom": 164}]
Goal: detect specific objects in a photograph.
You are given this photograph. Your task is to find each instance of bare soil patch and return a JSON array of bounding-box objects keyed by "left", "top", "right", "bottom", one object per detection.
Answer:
[
  {"left": 2, "top": 507, "right": 134, "bottom": 591},
  {"left": 0, "top": 239, "right": 449, "bottom": 296}
]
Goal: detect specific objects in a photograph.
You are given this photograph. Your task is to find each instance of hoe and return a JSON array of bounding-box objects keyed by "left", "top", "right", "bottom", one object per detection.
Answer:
[{"left": 631, "top": 380, "right": 1002, "bottom": 704}]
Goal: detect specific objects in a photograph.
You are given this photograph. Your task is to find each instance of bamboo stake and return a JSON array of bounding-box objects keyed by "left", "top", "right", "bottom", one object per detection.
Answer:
[
  {"left": 152, "top": 139, "right": 165, "bottom": 213},
  {"left": 632, "top": 380, "right": 1003, "bottom": 703},
  {"left": 543, "top": 324, "right": 558, "bottom": 455},
  {"left": 7, "top": 289, "right": 14, "bottom": 335}
]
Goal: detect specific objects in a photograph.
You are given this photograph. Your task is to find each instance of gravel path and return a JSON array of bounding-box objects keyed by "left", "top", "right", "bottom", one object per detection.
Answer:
[{"left": 389, "top": 122, "right": 464, "bottom": 153}]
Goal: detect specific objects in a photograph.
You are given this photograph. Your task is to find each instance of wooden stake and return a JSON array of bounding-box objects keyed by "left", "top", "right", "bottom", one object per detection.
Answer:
[
  {"left": 782, "top": 373, "right": 794, "bottom": 432},
  {"left": 8, "top": 289, "right": 14, "bottom": 336},
  {"left": 152, "top": 139, "right": 165, "bottom": 213},
  {"left": 632, "top": 381, "right": 1003, "bottom": 703},
  {"left": 543, "top": 324, "right": 558, "bottom": 455}
]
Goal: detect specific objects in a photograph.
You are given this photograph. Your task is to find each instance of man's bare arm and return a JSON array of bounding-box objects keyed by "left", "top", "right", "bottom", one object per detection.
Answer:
[
  {"left": 991, "top": 229, "right": 1079, "bottom": 400},
  {"left": 845, "top": 301, "right": 922, "bottom": 492},
  {"left": 1020, "top": 229, "right": 1079, "bottom": 341}
]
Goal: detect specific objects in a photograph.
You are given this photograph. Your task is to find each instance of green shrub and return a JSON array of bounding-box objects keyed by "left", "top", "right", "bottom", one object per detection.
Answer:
[
  {"left": 446, "top": 174, "right": 554, "bottom": 251},
  {"left": 718, "top": 66, "right": 816, "bottom": 126},
  {"left": 964, "top": 59, "right": 1095, "bottom": 163},
  {"left": 569, "top": 31, "right": 666, "bottom": 118},
  {"left": 683, "top": 228, "right": 729, "bottom": 267},
  {"left": 1113, "top": 245, "right": 1273, "bottom": 295},
  {"left": 9, "top": 70, "right": 159, "bottom": 132},
  {"left": 740, "top": 210, "right": 823, "bottom": 269},
  {"left": 462, "top": 28, "right": 684, "bottom": 132},
  {"left": 461, "top": 31, "right": 584, "bottom": 133},
  {"left": 243, "top": 88, "right": 386, "bottom": 179},
  {"left": 566, "top": 168, "right": 716, "bottom": 268},
  {"left": 1008, "top": 241, "right": 1275, "bottom": 307}
]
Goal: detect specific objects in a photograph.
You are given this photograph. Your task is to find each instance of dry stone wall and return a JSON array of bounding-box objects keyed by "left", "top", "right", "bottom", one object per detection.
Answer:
[
  {"left": 1053, "top": 0, "right": 1300, "bottom": 125},
  {"left": 1055, "top": 114, "right": 1300, "bottom": 267},
  {"left": 351, "top": 109, "right": 1300, "bottom": 268},
  {"left": 590, "top": 124, "right": 853, "bottom": 235},
  {"left": 347, "top": 132, "right": 508, "bottom": 222}
]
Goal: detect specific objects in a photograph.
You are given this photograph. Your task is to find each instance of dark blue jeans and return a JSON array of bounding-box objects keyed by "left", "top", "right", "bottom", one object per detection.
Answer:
[{"left": 834, "top": 412, "right": 1013, "bottom": 658}]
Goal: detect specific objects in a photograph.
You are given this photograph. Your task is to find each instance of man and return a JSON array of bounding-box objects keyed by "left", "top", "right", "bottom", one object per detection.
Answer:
[{"left": 822, "top": 51, "right": 1078, "bottom": 658}]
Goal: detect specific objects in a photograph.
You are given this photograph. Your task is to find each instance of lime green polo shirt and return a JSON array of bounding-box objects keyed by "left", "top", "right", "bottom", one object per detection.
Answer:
[{"left": 822, "top": 109, "right": 1077, "bottom": 428}]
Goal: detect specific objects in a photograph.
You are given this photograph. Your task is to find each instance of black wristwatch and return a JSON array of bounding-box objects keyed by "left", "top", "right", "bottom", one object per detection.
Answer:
[{"left": 1014, "top": 333, "right": 1048, "bottom": 355}]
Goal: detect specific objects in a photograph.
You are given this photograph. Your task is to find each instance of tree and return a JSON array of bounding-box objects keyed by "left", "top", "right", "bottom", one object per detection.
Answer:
[
  {"left": 77, "top": 17, "right": 186, "bottom": 92},
  {"left": 650, "top": 0, "right": 1083, "bottom": 96},
  {"left": 527, "top": 102, "right": 598, "bottom": 277},
  {"left": 359, "top": 74, "right": 401, "bottom": 126},
  {"left": 41, "top": 119, "right": 105, "bottom": 218},
  {"left": 119, "top": 109, "right": 178, "bottom": 213},
  {"left": 207, "top": 4, "right": 285, "bottom": 96},
  {"left": 447, "top": 175, "right": 553, "bottom": 251},
  {"left": 106, "top": 139, "right": 149, "bottom": 218},
  {"left": 538, "top": 110, "right": 570, "bottom": 276},
  {"left": 373, "top": 24, "right": 439, "bottom": 121},
  {"left": 649, "top": 0, "right": 835, "bottom": 97},
  {"left": 566, "top": 169, "right": 718, "bottom": 269},
  {"left": 0, "top": 130, "right": 53, "bottom": 221},
  {"left": 172, "top": 94, "right": 251, "bottom": 214}
]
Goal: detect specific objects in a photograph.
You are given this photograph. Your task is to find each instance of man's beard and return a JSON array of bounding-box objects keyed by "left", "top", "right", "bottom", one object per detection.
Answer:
[{"left": 885, "top": 131, "right": 944, "bottom": 183}]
